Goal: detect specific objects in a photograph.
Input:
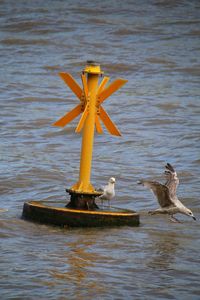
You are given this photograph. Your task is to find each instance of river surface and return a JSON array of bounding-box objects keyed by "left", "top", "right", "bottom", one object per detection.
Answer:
[{"left": 0, "top": 0, "right": 200, "bottom": 299}]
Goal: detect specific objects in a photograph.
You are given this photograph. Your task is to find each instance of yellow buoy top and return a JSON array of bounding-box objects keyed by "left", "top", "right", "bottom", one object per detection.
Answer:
[{"left": 83, "top": 61, "right": 104, "bottom": 75}]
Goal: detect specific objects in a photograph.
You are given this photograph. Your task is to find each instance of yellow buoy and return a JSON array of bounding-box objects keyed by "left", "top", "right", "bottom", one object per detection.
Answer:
[{"left": 22, "top": 61, "right": 140, "bottom": 227}]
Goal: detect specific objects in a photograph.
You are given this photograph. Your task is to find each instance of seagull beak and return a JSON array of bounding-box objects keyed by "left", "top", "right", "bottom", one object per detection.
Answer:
[{"left": 193, "top": 216, "right": 196, "bottom": 221}]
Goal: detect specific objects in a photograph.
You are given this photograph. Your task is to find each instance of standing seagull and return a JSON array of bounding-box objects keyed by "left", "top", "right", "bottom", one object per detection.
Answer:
[
  {"left": 98, "top": 177, "right": 116, "bottom": 208},
  {"left": 138, "top": 163, "right": 196, "bottom": 222}
]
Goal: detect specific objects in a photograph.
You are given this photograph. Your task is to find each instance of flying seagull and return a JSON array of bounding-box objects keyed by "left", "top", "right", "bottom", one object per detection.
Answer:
[
  {"left": 98, "top": 177, "right": 116, "bottom": 208},
  {"left": 138, "top": 163, "right": 196, "bottom": 222}
]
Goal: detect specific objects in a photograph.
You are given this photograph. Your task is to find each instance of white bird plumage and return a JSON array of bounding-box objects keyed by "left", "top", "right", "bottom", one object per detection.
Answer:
[
  {"left": 98, "top": 177, "right": 116, "bottom": 208},
  {"left": 138, "top": 163, "right": 196, "bottom": 222}
]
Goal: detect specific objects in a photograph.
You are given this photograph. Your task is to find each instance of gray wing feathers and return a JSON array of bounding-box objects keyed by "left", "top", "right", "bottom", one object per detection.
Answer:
[
  {"left": 165, "top": 163, "right": 175, "bottom": 173},
  {"left": 164, "top": 163, "right": 179, "bottom": 196},
  {"left": 138, "top": 180, "right": 175, "bottom": 208}
]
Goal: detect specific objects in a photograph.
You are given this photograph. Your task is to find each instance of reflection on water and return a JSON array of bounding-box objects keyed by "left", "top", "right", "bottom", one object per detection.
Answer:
[
  {"left": 147, "top": 231, "right": 180, "bottom": 271},
  {"left": 1, "top": 0, "right": 200, "bottom": 299},
  {"left": 50, "top": 237, "right": 107, "bottom": 297}
]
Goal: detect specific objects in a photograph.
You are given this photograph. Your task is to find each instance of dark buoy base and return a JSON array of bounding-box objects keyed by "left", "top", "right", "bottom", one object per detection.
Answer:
[
  {"left": 65, "top": 189, "right": 101, "bottom": 210},
  {"left": 22, "top": 200, "right": 140, "bottom": 228}
]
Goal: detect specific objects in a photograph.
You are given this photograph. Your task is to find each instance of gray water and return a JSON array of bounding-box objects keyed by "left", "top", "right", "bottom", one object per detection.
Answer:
[{"left": 0, "top": 0, "right": 200, "bottom": 299}]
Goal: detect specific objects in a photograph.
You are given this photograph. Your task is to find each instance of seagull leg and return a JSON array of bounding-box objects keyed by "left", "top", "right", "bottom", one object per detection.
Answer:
[{"left": 169, "top": 215, "right": 181, "bottom": 223}]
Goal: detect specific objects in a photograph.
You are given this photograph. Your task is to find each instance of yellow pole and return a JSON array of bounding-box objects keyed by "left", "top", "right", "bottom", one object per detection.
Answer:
[
  {"left": 71, "top": 64, "right": 100, "bottom": 193},
  {"left": 79, "top": 71, "right": 98, "bottom": 192}
]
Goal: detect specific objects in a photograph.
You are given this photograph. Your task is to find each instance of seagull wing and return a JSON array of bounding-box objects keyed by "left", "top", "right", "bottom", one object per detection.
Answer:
[
  {"left": 99, "top": 183, "right": 114, "bottom": 200},
  {"left": 165, "top": 163, "right": 175, "bottom": 173},
  {"left": 164, "top": 163, "right": 179, "bottom": 197},
  {"left": 138, "top": 180, "right": 175, "bottom": 208},
  {"left": 98, "top": 184, "right": 108, "bottom": 199}
]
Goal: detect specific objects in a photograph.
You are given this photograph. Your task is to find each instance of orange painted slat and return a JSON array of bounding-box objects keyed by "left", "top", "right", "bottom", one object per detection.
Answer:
[
  {"left": 98, "top": 78, "right": 128, "bottom": 104},
  {"left": 97, "top": 76, "right": 110, "bottom": 95},
  {"left": 53, "top": 104, "right": 82, "bottom": 127},
  {"left": 75, "top": 104, "right": 89, "bottom": 133},
  {"left": 59, "top": 72, "right": 82, "bottom": 100},
  {"left": 81, "top": 73, "right": 88, "bottom": 97},
  {"left": 95, "top": 115, "right": 103, "bottom": 134},
  {"left": 99, "top": 106, "right": 121, "bottom": 136}
]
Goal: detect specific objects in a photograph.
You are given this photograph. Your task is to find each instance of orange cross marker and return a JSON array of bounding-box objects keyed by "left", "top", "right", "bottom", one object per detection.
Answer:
[{"left": 53, "top": 62, "right": 128, "bottom": 194}]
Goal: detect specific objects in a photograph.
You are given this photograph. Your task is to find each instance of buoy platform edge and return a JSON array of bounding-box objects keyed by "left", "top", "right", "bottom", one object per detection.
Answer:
[{"left": 22, "top": 201, "right": 140, "bottom": 228}]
